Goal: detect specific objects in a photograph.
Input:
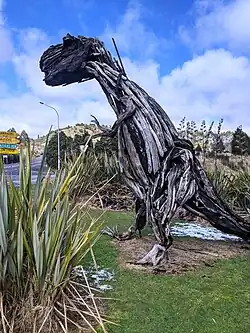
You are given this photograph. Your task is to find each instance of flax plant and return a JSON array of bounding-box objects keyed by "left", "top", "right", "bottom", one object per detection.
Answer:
[{"left": 0, "top": 142, "right": 112, "bottom": 332}]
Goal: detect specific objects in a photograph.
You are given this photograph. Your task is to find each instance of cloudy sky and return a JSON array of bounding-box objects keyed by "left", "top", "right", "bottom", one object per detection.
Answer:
[{"left": 1, "top": 0, "right": 250, "bottom": 137}]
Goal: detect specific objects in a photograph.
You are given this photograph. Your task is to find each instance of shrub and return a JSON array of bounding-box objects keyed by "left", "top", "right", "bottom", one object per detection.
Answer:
[
  {"left": 46, "top": 131, "right": 73, "bottom": 169},
  {"left": 206, "top": 168, "right": 250, "bottom": 210},
  {"left": 0, "top": 144, "right": 109, "bottom": 333},
  {"left": 231, "top": 126, "right": 250, "bottom": 155},
  {"left": 66, "top": 149, "right": 119, "bottom": 201}
]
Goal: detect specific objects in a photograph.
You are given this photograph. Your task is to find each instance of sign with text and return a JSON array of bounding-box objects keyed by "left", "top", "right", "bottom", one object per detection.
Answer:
[
  {"left": 0, "top": 137, "right": 20, "bottom": 144},
  {"left": 0, "top": 131, "right": 19, "bottom": 137},
  {"left": 0, "top": 131, "right": 20, "bottom": 155},
  {"left": 0, "top": 148, "right": 19, "bottom": 155},
  {"left": 0, "top": 143, "right": 17, "bottom": 149}
]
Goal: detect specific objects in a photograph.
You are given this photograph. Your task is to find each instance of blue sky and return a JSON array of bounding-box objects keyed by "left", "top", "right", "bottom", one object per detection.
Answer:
[
  {"left": 5, "top": 0, "right": 194, "bottom": 74},
  {"left": 1, "top": 0, "right": 250, "bottom": 137}
]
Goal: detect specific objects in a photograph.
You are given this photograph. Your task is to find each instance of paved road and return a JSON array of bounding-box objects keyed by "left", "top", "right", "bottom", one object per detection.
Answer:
[{"left": 4, "top": 156, "right": 51, "bottom": 186}]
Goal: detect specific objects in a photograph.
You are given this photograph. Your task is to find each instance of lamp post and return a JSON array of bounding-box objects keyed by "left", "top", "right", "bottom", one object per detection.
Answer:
[{"left": 40, "top": 101, "right": 61, "bottom": 170}]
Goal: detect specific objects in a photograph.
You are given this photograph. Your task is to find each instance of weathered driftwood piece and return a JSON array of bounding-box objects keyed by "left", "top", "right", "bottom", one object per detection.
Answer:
[{"left": 40, "top": 34, "right": 250, "bottom": 265}]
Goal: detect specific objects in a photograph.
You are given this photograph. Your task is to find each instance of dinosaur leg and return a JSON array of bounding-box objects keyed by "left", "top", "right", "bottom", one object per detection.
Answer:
[
  {"left": 136, "top": 221, "right": 173, "bottom": 266},
  {"left": 119, "top": 199, "right": 147, "bottom": 239},
  {"left": 135, "top": 201, "right": 176, "bottom": 266}
]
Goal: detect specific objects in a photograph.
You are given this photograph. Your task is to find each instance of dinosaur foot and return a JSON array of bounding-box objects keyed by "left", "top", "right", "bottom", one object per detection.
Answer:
[{"left": 136, "top": 244, "right": 167, "bottom": 266}]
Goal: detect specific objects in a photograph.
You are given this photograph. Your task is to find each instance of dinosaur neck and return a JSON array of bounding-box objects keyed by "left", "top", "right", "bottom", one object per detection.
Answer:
[
  {"left": 87, "top": 61, "right": 127, "bottom": 117},
  {"left": 87, "top": 60, "right": 178, "bottom": 142}
]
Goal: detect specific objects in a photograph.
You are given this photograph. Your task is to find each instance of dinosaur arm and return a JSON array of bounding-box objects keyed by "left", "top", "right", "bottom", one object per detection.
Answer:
[{"left": 110, "top": 100, "right": 136, "bottom": 136}]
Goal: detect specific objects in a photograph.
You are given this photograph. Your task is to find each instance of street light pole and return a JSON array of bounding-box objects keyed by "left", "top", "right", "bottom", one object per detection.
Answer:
[{"left": 40, "top": 101, "right": 61, "bottom": 170}]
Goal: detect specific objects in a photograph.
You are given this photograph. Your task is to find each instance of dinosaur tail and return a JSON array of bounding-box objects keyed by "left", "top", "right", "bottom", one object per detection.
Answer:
[{"left": 184, "top": 163, "right": 250, "bottom": 241}]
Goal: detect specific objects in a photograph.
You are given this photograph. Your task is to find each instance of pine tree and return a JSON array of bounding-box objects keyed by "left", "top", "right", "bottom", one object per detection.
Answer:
[
  {"left": 231, "top": 126, "right": 250, "bottom": 156},
  {"left": 46, "top": 132, "right": 73, "bottom": 169}
]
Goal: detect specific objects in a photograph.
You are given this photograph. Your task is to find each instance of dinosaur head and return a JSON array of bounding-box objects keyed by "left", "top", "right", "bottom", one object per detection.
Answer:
[{"left": 40, "top": 34, "right": 111, "bottom": 86}]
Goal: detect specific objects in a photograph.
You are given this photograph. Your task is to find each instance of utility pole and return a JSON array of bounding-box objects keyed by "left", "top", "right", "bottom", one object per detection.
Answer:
[{"left": 40, "top": 102, "right": 61, "bottom": 170}]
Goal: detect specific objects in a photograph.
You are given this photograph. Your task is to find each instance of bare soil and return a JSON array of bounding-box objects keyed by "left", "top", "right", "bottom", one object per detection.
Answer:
[{"left": 114, "top": 236, "right": 250, "bottom": 275}]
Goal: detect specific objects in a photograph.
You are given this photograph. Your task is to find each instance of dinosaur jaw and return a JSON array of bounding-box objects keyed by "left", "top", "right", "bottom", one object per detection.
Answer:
[
  {"left": 43, "top": 72, "right": 74, "bottom": 87},
  {"left": 42, "top": 70, "right": 90, "bottom": 87},
  {"left": 43, "top": 74, "right": 61, "bottom": 87}
]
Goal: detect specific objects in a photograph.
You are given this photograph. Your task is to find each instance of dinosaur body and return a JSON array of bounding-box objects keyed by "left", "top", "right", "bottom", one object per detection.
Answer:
[{"left": 40, "top": 34, "right": 250, "bottom": 265}]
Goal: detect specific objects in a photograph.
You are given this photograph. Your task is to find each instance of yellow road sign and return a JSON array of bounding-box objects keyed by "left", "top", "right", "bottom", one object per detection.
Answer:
[
  {"left": 0, "top": 131, "right": 19, "bottom": 138},
  {"left": 0, "top": 137, "right": 20, "bottom": 144},
  {"left": 0, "top": 148, "right": 19, "bottom": 155}
]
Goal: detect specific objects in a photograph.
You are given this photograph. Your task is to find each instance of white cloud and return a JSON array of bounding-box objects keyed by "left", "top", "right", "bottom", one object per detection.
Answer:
[
  {"left": 158, "top": 49, "right": 250, "bottom": 131},
  {"left": 180, "top": 0, "right": 250, "bottom": 52},
  {"left": 75, "top": 100, "right": 116, "bottom": 126},
  {"left": 120, "top": 50, "right": 250, "bottom": 133},
  {"left": 102, "top": 0, "right": 169, "bottom": 59},
  {"left": 1, "top": 0, "right": 250, "bottom": 137},
  {"left": 0, "top": 28, "right": 13, "bottom": 62},
  {"left": 0, "top": 93, "right": 55, "bottom": 134}
]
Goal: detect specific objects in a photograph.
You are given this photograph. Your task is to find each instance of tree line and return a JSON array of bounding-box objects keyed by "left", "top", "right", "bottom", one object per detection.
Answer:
[{"left": 46, "top": 130, "right": 117, "bottom": 169}]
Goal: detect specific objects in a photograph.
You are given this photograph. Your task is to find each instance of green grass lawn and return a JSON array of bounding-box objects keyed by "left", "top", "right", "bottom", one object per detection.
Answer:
[{"left": 83, "top": 211, "right": 250, "bottom": 333}]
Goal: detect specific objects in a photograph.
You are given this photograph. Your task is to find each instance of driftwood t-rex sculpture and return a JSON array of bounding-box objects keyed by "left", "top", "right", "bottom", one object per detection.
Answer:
[{"left": 40, "top": 34, "right": 250, "bottom": 266}]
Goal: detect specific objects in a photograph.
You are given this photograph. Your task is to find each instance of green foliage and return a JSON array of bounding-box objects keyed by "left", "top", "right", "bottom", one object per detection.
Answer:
[
  {"left": 176, "top": 118, "right": 233, "bottom": 156},
  {"left": 46, "top": 131, "right": 73, "bottom": 169},
  {"left": 212, "top": 137, "right": 225, "bottom": 154},
  {"left": 66, "top": 139, "right": 119, "bottom": 200},
  {"left": 72, "top": 131, "right": 92, "bottom": 155},
  {"left": 206, "top": 168, "right": 250, "bottom": 210},
  {"left": 94, "top": 135, "right": 118, "bottom": 154},
  {"left": 0, "top": 144, "right": 108, "bottom": 332},
  {"left": 213, "top": 119, "right": 224, "bottom": 153},
  {"left": 46, "top": 131, "right": 96, "bottom": 169},
  {"left": 231, "top": 126, "right": 250, "bottom": 156},
  {"left": 177, "top": 118, "right": 216, "bottom": 160},
  {"left": 189, "top": 120, "right": 198, "bottom": 144},
  {"left": 177, "top": 117, "right": 186, "bottom": 138},
  {"left": 201, "top": 120, "right": 214, "bottom": 164}
]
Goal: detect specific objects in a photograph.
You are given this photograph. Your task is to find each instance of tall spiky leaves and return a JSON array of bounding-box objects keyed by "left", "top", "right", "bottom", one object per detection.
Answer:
[{"left": 0, "top": 142, "right": 108, "bottom": 332}]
